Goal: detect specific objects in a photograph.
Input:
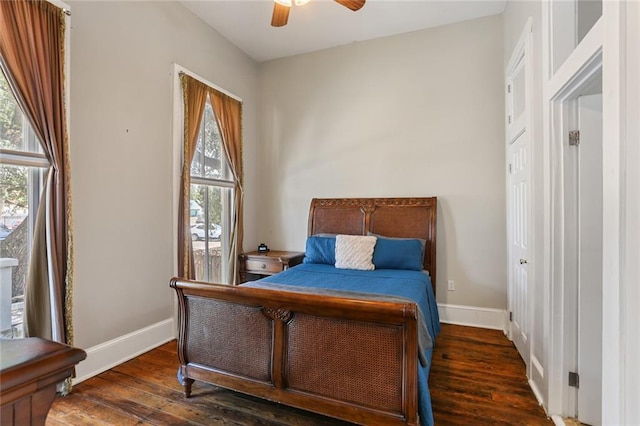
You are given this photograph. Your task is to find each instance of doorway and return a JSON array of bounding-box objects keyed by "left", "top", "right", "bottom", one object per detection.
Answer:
[
  {"left": 549, "top": 59, "right": 603, "bottom": 424},
  {"left": 575, "top": 92, "right": 603, "bottom": 426}
]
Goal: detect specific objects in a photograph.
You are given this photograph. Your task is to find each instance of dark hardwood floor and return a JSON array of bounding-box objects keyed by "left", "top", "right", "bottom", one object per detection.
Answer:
[
  {"left": 430, "top": 324, "right": 551, "bottom": 425},
  {"left": 47, "top": 324, "right": 551, "bottom": 425}
]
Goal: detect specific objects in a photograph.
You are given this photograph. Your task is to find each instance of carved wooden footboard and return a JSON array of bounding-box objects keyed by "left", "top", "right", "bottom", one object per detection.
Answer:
[{"left": 170, "top": 278, "right": 420, "bottom": 425}]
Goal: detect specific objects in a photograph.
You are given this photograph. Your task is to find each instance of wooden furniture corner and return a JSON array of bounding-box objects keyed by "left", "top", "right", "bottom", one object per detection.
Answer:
[{"left": 0, "top": 337, "right": 87, "bottom": 426}]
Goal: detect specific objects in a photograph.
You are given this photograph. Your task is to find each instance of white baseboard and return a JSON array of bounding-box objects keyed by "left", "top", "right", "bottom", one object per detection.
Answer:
[
  {"left": 529, "top": 355, "right": 547, "bottom": 412},
  {"left": 529, "top": 378, "right": 545, "bottom": 407},
  {"left": 74, "top": 318, "right": 175, "bottom": 384},
  {"left": 437, "top": 303, "right": 506, "bottom": 331}
]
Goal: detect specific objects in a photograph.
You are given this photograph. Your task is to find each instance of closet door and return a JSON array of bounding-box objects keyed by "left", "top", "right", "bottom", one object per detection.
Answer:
[{"left": 506, "top": 20, "right": 533, "bottom": 366}]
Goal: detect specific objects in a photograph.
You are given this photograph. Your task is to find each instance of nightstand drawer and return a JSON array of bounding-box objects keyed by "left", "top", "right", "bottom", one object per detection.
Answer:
[
  {"left": 239, "top": 250, "right": 305, "bottom": 283},
  {"left": 245, "top": 259, "right": 282, "bottom": 274}
]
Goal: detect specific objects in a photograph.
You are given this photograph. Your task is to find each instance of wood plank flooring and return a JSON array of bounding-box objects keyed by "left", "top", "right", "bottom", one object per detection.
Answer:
[
  {"left": 430, "top": 324, "right": 551, "bottom": 425},
  {"left": 47, "top": 324, "right": 551, "bottom": 425}
]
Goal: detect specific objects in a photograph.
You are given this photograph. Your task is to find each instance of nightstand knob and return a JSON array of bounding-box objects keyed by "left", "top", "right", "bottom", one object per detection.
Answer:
[{"left": 261, "top": 263, "right": 266, "bottom": 269}]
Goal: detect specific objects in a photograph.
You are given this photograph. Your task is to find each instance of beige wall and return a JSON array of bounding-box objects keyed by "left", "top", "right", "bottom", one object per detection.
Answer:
[
  {"left": 258, "top": 15, "right": 506, "bottom": 308},
  {"left": 68, "top": 1, "right": 259, "bottom": 348}
]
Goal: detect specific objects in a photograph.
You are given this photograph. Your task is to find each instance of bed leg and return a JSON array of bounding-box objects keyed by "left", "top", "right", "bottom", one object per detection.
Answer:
[{"left": 177, "top": 367, "right": 194, "bottom": 398}]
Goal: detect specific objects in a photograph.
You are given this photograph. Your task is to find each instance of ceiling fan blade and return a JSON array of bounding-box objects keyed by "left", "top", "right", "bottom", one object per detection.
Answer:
[
  {"left": 334, "top": 0, "right": 366, "bottom": 12},
  {"left": 271, "top": 2, "right": 290, "bottom": 27}
]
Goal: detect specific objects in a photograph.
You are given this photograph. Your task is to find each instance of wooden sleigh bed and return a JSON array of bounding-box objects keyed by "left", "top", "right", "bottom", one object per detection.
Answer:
[{"left": 170, "top": 197, "right": 438, "bottom": 425}]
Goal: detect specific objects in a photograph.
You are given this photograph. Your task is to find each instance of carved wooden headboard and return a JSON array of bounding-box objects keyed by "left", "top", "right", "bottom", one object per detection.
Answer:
[{"left": 307, "top": 197, "right": 437, "bottom": 289}]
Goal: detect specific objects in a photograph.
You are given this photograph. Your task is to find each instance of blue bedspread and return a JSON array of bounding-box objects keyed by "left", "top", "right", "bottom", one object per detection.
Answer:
[{"left": 250, "top": 263, "right": 440, "bottom": 426}]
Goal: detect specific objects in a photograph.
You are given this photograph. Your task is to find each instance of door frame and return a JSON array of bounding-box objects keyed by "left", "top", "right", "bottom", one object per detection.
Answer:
[
  {"left": 545, "top": 34, "right": 603, "bottom": 418},
  {"left": 505, "top": 17, "right": 534, "bottom": 375},
  {"left": 541, "top": 1, "right": 639, "bottom": 423},
  {"left": 576, "top": 92, "right": 604, "bottom": 426},
  {"left": 601, "top": 1, "right": 640, "bottom": 422}
]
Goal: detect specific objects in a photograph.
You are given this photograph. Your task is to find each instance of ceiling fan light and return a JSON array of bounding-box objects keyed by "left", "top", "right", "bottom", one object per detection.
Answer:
[
  {"left": 274, "top": 0, "right": 292, "bottom": 6},
  {"left": 294, "top": 0, "right": 311, "bottom": 5}
]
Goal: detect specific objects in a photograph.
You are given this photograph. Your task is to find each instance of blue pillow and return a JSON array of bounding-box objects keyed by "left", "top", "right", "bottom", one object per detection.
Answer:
[
  {"left": 303, "top": 236, "right": 336, "bottom": 265},
  {"left": 373, "top": 237, "right": 424, "bottom": 271}
]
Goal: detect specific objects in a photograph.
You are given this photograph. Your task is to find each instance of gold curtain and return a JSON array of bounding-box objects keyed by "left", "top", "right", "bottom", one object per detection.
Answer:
[
  {"left": 0, "top": 1, "right": 72, "bottom": 348},
  {"left": 177, "top": 73, "right": 208, "bottom": 279},
  {"left": 210, "top": 90, "right": 243, "bottom": 284}
]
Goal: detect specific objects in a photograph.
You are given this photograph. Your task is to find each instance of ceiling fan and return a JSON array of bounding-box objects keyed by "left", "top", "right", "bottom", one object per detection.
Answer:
[{"left": 271, "top": 0, "right": 366, "bottom": 27}]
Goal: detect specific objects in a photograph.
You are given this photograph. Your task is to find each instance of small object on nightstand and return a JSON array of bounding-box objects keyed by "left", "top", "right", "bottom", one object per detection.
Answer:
[
  {"left": 239, "top": 250, "right": 304, "bottom": 283},
  {"left": 258, "top": 243, "right": 269, "bottom": 253}
]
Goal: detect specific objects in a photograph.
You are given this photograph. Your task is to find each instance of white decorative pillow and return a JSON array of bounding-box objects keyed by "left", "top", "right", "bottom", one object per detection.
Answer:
[{"left": 334, "top": 235, "right": 377, "bottom": 271}]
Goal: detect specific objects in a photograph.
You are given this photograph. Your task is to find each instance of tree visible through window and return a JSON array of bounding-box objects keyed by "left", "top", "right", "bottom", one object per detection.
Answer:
[
  {"left": 0, "top": 69, "right": 49, "bottom": 338},
  {"left": 189, "top": 99, "right": 234, "bottom": 283}
]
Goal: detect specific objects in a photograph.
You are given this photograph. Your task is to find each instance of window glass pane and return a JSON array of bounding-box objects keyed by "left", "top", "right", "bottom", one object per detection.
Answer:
[
  {"left": 0, "top": 71, "right": 25, "bottom": 152},
  {"left": 551, "top": 0, "right": 602, "bottom": 74},
  {"left": 0, "top": 70, "right": 42, "bottom": 155},
  {"left": 0, "top": 165, "right": 31, "bottom": 337},
  {"left": 577, "top": 0, "right": 602, "bottom": 44},
  {"left": 190, "top": 119, "right": 204, "bottom": 178},
  {"left": 190, "top": 183, "right": 232, "bottom": 284},
  {"left": 190, "top": 100, "right": 233, "bottom": 181}
]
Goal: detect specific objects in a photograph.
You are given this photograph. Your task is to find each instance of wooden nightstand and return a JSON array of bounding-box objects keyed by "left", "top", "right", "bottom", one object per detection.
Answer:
[{"left": 239, "top": 250, "right": 304, "bottom": 283}]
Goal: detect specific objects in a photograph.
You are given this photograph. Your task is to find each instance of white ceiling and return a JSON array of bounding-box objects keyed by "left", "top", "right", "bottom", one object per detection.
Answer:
[{"left": 180, "top": 0, "right": 507, "bottom": 63}]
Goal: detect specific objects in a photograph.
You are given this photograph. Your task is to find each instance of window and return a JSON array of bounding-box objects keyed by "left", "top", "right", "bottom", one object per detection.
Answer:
[
  {"left": 189, "top": 98, "right": 234, "bottom": 283},
  {"left": 0, "top": 69, "right": 49, "bottom": 338},
  {"left": 175, "top": 67, "right": 243, "bottom": 284}
]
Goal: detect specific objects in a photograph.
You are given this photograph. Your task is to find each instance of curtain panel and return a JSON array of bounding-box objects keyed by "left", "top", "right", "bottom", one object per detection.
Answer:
[
  {"left": 177, "top": 73, "right": 208, "bottom": 279},
  {"left": 209, "top": 90, "right": 243, "bottom": 284},
  {"left": 0, "top": 0, "right": 72, "bottom": 349}
]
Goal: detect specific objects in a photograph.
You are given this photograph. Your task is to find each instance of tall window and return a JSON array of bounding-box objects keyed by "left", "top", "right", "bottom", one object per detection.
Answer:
[
  {"left": 190, "top": 99, "right": 234, "bottom": 283},
  {"left": 177, "top": 69, "right": 243, "bottom": 284},
  {"left": 0, "top": 69, "right": 49, "bottom": 338}
]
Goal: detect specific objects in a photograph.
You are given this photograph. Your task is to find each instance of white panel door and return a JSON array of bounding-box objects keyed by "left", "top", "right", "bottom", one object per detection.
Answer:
[
  {"left": 506, "top": 26, "right": 531, "bottom": 366},
  {"left": 577, "top": 94, "right": 603, "bottom": 426},
  {"left": 508, "top": 131, "right": 529, "bottom": 361}
]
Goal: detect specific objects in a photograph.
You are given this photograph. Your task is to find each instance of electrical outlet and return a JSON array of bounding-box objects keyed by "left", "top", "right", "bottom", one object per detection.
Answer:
[{"left": 448, "top": 280, "right": 455, "bottom": 291}]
